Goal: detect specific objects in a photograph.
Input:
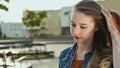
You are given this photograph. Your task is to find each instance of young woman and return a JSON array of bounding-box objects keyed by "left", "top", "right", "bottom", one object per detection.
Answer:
[{"left": 59, "top": 0, "right": 120, "bottom": 68}]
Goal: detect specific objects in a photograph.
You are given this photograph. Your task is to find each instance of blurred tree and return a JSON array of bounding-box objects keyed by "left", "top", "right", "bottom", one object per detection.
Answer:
[
  {"left": 22, "top": 10, "right": 47, "bottom": 27},
  {"left": 22, "top": 10, "right": 47, "bottom": 39},
  {"left": 0, "top": 0, "right": 10, "bottom": 11}
]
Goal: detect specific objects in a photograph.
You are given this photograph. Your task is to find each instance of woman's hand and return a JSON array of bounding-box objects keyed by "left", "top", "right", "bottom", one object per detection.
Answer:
[
  {"left": 102, "top": 10, "right": 120, "bottom": 44},
  {"left": 102, "top": 10, "right": 120, "bottom": 68},
  {"left": 102, "top": 10, "right": 119, "bottom": 35},
  {"left": 102, "top": 10, "right": 120, "bottom": 42}
]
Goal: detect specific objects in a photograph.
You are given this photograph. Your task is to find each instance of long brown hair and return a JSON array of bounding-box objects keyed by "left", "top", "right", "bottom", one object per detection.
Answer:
[{"left": 74, "top": 0, "right": 113, "bottom": 68}]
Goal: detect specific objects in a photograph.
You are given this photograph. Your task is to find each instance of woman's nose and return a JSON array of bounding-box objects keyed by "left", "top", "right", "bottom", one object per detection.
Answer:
[{"left": 73, "top": 27, "right": 81, "bottom": 36}]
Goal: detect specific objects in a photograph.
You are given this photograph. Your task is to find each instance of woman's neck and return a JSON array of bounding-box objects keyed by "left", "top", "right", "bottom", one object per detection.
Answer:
[
  {"left": 77, "top": 42, "right": 92, "bottom": 52},
  {"left": 75, "top": 42, "right": 93, "bottom": 60}
]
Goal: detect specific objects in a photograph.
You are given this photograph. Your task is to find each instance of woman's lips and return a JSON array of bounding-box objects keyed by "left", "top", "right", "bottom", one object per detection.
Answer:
[{"left": 74, "top": 36, "right": 81, "bottom": 40}]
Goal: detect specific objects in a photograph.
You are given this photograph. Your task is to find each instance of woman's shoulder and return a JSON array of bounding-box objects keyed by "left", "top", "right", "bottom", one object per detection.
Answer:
[
  {"left": 59, "top": 43, "right": 76, "bottom": 60},
  {"left": 59, "top": 46, "right": 73, "bottom": 59},
  {"left": 60, "top": 47, "right": 72, "bottom": 56}
]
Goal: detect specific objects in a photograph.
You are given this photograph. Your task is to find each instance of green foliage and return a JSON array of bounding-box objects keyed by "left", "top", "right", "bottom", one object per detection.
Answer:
[
  {"left": 0, "top": 0, "right": 10, "bottom": 11},
  {"left": 5, "top": 0, "right": 9, "bottom": 2},
  {"left": 0, "top": 4, "right": 8, "bottom": 11},
  {"left": 22, "top": 10, "right": 47, "bottom": 27}
]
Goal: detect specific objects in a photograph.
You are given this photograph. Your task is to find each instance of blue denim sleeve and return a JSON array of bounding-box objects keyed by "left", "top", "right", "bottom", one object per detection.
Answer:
[
  {"left": 59, "top": 47, "right": 71, "bottom": 59},
  {"left": 59, "top": 47, "right": 71, "bottom": 68}
]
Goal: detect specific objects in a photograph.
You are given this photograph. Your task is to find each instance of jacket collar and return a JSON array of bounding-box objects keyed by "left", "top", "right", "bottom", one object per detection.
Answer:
[
  {"left": 62, "top": 43, "right": 94, "bottom": 61},
  {"left": 71, "top": 42, "right": 94, "bottom": 54}
]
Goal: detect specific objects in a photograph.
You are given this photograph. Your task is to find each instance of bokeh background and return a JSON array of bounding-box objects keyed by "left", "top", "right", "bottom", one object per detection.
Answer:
[{"left": 0, "top": 0, "right": 119, "bottom": 68}]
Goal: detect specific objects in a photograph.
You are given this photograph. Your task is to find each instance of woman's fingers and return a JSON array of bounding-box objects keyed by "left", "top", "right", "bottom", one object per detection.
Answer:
[
  {"left": 102, "top": 10, "right": 112, "bottom": 17},
  {"left": 101, "top": 10, "right": 108, "bottom": 18},
  {"left": 102, "top": 10, "right": 112, "bottom": 30},
  {"left": 102, "top": 10, "right": 120, "bottom": 36}
]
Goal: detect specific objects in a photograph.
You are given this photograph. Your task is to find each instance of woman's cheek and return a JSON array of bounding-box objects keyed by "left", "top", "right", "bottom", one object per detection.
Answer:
[
  {"left": 82, "top": 30, "right": 92, "bottom": 37},
  {"left": 70, "top": 28, "right": 74, "bottom": 36}
]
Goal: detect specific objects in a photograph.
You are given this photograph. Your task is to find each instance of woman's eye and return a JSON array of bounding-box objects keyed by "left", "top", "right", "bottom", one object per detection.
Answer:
[
  {"left": 80, "top": 26, "right": 87, "bottom": 29},
  {"left": 71, "top": 24, "right": 76, "bottom": 27}
]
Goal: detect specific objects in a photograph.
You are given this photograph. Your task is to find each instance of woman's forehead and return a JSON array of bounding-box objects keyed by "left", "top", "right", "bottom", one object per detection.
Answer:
[{"left": 70, "top": 12, "right": 95, "bottom": 25}]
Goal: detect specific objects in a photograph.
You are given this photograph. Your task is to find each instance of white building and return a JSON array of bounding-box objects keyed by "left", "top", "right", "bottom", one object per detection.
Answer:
[
  {"left": 59, "top": 7, "right": 71, "bottom": 35},
  {"left": 60, "top": 7, "right": 71, "bottom": 27},
  {"left": 0, "top": 22, "right": 27, "bottom": 38}
]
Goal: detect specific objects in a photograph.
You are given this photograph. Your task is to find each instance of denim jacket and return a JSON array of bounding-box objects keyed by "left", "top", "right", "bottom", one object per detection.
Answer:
[{"left": 59, "top": 43, "right": 113, "bottom": 68}]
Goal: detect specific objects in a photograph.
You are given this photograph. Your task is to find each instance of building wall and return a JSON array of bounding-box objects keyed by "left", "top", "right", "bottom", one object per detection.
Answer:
[
  {"left": 98, "top": 0, "right": 120, "bottom": 14},
  {"left": 26, "top": 27, "right": 40, "bottom": 38},
  {"left": 40, "top": 10, "right": 61, "bottom": 36},
  {"left": 0, "top": 22, "right": 26, "bottom": 38},
  {"left": 60, "top": 7, "right": 71, "bottom": 27},
  {"left": 59, "top": 7, "right": 71, "bottom": 35},
  {"left": 23, "top": 10, "right": 61, "bottom": 36}
]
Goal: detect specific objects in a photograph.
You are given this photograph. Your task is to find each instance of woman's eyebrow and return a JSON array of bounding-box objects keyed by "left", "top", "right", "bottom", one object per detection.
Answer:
[
  {"left": 79, "top": 23, "right": 87, "bottom": 25},
  {"left": 71, "top": 21, "right": 87, "bottom": 26}
]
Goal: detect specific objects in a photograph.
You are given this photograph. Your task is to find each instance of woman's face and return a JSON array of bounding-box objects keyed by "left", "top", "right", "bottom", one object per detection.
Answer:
[{"left": 70, "top": 11, "right": 97, "bottom": 43}]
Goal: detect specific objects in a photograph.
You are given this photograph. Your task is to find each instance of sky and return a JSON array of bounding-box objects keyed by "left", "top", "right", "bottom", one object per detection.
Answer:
[{"left": 0, "top": 0, "right": 83, "bottom": 22}]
